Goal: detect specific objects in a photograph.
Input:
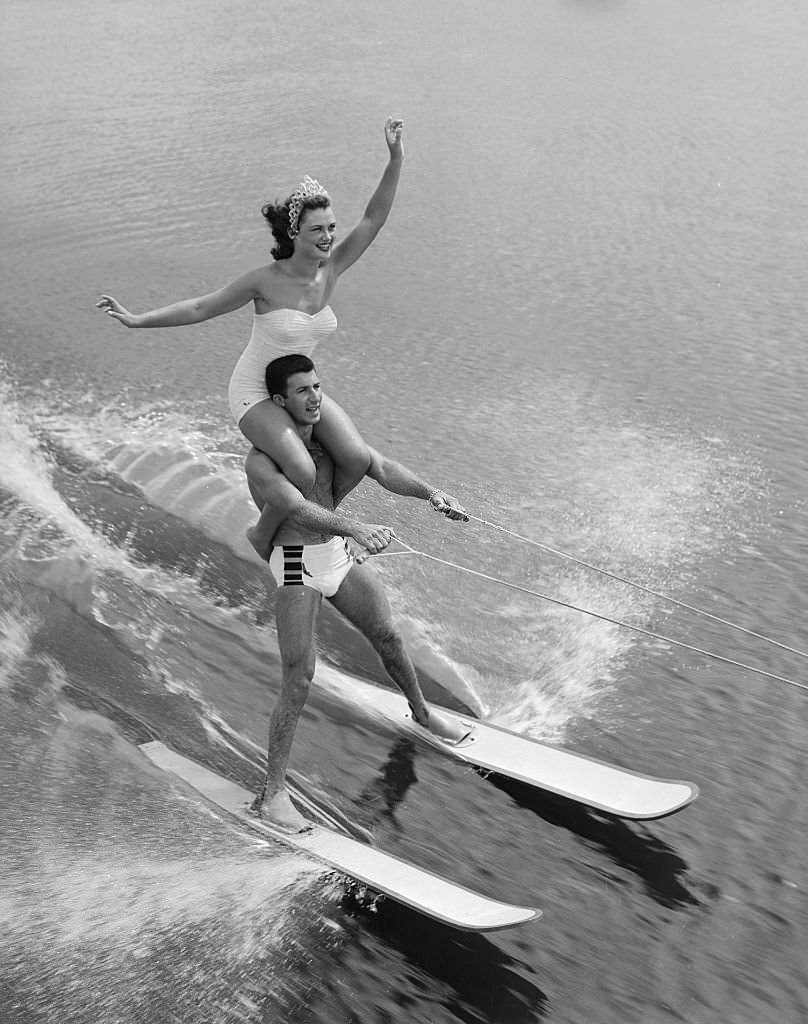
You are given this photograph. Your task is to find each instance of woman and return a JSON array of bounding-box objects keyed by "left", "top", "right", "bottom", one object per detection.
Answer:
[{"left": 97, "top": 118, "right": 405, "bottom": 556}]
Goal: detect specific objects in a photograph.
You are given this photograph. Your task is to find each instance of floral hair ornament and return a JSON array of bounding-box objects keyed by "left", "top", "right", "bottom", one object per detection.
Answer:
[{"left": 287, "top": 175, "right": 330, "bottom": 237}]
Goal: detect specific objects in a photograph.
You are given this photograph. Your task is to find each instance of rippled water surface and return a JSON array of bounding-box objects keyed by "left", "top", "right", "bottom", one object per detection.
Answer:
[{"left": 2, "top": 1, "right": 807, "bottom": 1022}]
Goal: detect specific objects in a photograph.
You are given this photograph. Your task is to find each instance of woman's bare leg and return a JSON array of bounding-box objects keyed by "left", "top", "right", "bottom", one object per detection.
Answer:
[
  {"left": 238, "top": 400, "right": 316, "bottom": 559},
  {"left": 239, "top": 399, "right": 317, "bottom": 493},
  {"left": 314, "top": 395, "right": 370, "bottom": 507},
  {"left": 239, "top": 395, "right": 370, "bottom": 558},
  {"left": 244, "top": 449, "right": 289, "bottom": 559}
]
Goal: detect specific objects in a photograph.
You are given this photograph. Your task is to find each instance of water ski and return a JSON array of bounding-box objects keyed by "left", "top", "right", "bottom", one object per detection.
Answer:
[
  {"left": 139, "top": 740, "right": 541, "bottom": 933},
  {"left": 373, "top": 690, "right": 698, "bottom": 820}
]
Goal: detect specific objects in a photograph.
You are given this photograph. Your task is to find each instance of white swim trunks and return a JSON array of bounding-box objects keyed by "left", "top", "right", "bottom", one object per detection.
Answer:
[{"left": 268, "top": 536, "right": 354, "bottom": 598}]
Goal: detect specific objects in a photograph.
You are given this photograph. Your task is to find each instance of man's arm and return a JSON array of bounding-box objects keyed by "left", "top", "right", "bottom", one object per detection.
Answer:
[
  {"left": 365, "top": 447, "right": 468, "bottom": 521},
  {"left": 248, "top": 451, "right": 397, "bottom": 554}
]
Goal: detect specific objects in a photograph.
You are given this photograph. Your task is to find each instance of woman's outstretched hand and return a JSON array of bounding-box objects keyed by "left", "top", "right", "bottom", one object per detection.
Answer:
[
  {"left": 96, "top": 294, "right": 139, "bottom": 327},
  {"left": 384, "top": 116, "right": 404, "bottom": 158}
]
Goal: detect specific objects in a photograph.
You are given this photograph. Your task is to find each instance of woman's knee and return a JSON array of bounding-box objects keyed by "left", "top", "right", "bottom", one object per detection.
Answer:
[
  {"left": 245, "top": 448, "right": 273, "bottom": 489},
  {"left": 316, "top": 400, "right": 369, "bottom": 463},
  {"left": 341, "top": 444, "right": 371, "bottom": 477},
  {"left": 245, "top": 447, "right": 308, "bottom": 506},
  {"left": 241, "top": 404, "right": 316, "bottom": 494},
  {"left": 283, "top": 449, "right": 317, "bottom": 495},
  {"left": 314, "top": 429, "right": 369, "bottom": 477},
  {"left": 246, "top": 446, "right": 316, "bottom": 499}
]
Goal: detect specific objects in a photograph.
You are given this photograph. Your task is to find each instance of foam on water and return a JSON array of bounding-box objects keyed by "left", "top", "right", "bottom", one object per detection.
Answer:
[
  {"left": 28, "top": 384, "right": 264, "bottom": 562},
  {"left": 0, "top": 601, "right": 38, "bottom": 691},
  {"left": 9, "top": 386, "right": 502, "bottom": 711},
  {"left": 3, "top": 373, "right": 764, "bottom": 744},
  {"left": 1, "top": 382, "right": 209, "bottom": 588},
  {"left": 0, "top": 652, "right": 337, "bottom": 1024},
  {"left": 0, "top": 381, "right": 262, "bottom": 658},
  {"left": 2, "top": 852, "right": 315, "bottom": 949}
]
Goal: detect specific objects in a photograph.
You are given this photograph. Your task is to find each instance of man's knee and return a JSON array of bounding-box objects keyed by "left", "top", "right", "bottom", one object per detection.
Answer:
[
  {"left": 281, "top": 657, "right": 315, "bottom": 706},
  {"left": 368, "top": 624, "right": 405, "bottom": 664}
]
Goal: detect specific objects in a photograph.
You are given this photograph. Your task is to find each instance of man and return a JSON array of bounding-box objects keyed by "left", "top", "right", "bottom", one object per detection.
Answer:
[{"left": 245, "top": 353, "right": 470, "bottom": 832}]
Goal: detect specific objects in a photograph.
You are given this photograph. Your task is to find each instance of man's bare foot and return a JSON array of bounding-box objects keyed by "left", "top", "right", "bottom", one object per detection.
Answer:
[
  {"left": 419, "top": 707, "right": 474, "bottom": 745},
  {"left": 250, "top": 788, "right": 312, "bottom": 833},
  {"left": 246, "top": 523, "right": 272, "bottom": 562}
]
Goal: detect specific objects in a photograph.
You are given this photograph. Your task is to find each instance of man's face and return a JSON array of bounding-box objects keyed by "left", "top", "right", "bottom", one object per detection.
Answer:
[{"left": 279, "top": 370, "right": 322, "bottom": 426}]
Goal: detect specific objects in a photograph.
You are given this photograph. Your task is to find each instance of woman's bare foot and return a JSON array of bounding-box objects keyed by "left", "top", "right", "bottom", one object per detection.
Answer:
[
  {"left": 250, "top": 788, "right": 311, "bottom": 833},
  {"left": 246, "top": 522, "right": 273, "bottom": 561}
]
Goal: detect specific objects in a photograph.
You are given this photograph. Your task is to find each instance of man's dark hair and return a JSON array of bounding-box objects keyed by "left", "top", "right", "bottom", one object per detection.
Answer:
[{"left": 265, "top": 354, "right": 316, "bottom": 397}]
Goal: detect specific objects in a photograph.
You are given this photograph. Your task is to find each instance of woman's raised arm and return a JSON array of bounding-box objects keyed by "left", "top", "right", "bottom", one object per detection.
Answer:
[{"left": 332, "top": 117, "right": 404, "bottom": 277}]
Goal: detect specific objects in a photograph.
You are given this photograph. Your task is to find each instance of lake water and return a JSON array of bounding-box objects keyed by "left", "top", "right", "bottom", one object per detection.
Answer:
[{"left": 1, "top": 1, "right": 806, "bottom": 1022}]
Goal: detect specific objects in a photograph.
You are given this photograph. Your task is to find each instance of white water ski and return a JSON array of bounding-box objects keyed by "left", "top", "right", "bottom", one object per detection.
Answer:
[
  {"left": 139, "top": 741, "right": 541, "bottom": 932},
  {"left": 371, "top": 689, "right": 698, "bottom": 820}
]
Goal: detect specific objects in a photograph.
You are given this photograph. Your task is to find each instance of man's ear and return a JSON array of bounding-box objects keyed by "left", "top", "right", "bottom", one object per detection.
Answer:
[{"left": 271, "top": 394, "right": 286, "bottom": 408}]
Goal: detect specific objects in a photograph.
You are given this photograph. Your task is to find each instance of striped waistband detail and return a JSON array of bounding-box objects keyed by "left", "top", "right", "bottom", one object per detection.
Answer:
[{"left": 282, "top": 545, "right": 305, "bottom": 586}]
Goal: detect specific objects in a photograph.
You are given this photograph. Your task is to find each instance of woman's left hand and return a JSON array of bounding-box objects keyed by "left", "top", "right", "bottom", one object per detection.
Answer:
[{"left": 384, "top": 116, "right": 404, "bottom": 157}]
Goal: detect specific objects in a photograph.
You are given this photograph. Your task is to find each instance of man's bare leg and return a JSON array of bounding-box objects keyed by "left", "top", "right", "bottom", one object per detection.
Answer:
[
  {"left": 252, "top": 586, "right": 322, "bottom": 831},
  {"left": 328, "top": 561, "right": 471, "bottom": 743}
]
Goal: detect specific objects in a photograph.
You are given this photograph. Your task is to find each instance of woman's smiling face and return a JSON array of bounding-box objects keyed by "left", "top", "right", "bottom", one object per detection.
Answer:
[{"left": 295, "top": 205, "right": 336, "bottom": 261}]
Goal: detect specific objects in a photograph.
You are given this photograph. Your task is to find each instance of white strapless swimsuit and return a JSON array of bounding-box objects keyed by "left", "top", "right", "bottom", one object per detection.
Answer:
[{"left": 228, "top": 305, "right": 338, "bottom": 423}]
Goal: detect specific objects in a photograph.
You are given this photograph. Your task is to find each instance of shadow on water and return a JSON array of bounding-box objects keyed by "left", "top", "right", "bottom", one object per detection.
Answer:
[
  {"left": 355, "top": 736, "right": 421, "bottom": 830},
  {"left": 351, "top": 899, "right": 548, "bottom": 1024},
  {"left": 484, "top": 772, "right": 700, "bottom": 910},
  {"left": 356, "top": 737, "right": 699, "bottom": 911},
  {"left": 283, "top": 893, "right": 549, "bottom": 1024}
]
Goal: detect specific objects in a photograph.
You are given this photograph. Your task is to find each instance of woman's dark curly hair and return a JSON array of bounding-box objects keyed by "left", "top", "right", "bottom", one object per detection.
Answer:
[{"left": 261, "top": 194, "right": 331, "bottom": 260}]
